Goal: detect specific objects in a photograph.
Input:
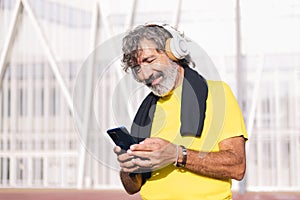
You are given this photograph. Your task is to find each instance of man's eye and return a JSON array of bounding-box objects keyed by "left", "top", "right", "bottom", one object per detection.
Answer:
[
  {"left": 133, "top": 65, "right": 141, "bottom": 73},
  {"left": 147, "top": 58, "right": 155, "bottom": 63}
]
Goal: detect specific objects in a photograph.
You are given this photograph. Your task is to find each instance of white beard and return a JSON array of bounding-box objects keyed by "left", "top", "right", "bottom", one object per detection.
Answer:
[{"left": 148, "top": 62, "right": 179, "bottom": 97}]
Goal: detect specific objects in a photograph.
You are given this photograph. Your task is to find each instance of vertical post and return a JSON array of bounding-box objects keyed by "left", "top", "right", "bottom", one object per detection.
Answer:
[
  {"left": 0, "top": 0, "right": 23, "bottom": 187},
  {"left": 9, "top": 59, "right": 17, "bottom": 187},
  {"left": 274, "top": 70, "right": 282, "bottom": 187},
  {"left": 174, "top": 0, "right": 182, "bottom": 29},
  {"left": 290, "top": 69, "right": 297, "bottom": 187},
  {"left": 77, "top": 2, "right": 99, "bottom": 189},
  {"left": 294, "top": 68, "right": 300, "bottom": 187},
  {"left": 43, "top": 64, "right": 50, "bottom": 187},
  {"left": 235, "top": 0, "right": 247, "bottom": 194},
  {"left": 122, "top": 0, "right": 139, "bottom": 127},
  {"left": 236, "top": 0, "right": 243, "bottom": 104},
  {"left": 125, "top": 0, "right": 137, "bottom": 30}
]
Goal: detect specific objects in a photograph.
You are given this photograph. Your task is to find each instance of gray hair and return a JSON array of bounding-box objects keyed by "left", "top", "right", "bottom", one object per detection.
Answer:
[{"left": 121, "top": 25, "right": 194, "bottom": 72}]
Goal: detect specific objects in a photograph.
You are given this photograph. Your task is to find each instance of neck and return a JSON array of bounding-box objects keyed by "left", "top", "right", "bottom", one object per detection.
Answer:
[{"left": 173, "top": 65, "right": 184, "bottom": 89}]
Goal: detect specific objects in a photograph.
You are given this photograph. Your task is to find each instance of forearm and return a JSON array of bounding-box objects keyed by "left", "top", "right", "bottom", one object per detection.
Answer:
[
  {"left": 120, "top": 171, "right": 142, "bottom": 194},
  {"left": 178, "top": 148, "right": 246, "bottom": 180},
  {"left": 124, "top": 137, "right": 246, "bottom": 181}
]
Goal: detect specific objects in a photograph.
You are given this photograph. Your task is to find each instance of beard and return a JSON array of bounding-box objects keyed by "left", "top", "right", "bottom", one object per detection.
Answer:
[{"left": 146, "top": 62, "right": 179, "bottom": 97}]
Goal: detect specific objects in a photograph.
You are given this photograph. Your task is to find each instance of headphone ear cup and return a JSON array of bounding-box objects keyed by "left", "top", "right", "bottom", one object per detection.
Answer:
[
  {"left": 144, "top": 23, "right": 189, "bottom": 60},
  {"left": 164, "top": 30, "right": 189, "bottom": 61},
  {"left": 165, "top": 38, "right": 179, "bottom": 61}
]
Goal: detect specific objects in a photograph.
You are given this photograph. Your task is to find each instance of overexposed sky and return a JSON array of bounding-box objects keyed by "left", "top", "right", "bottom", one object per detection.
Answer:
[{"left": 46, "top": 0, "right": 300, "bottom": 56}]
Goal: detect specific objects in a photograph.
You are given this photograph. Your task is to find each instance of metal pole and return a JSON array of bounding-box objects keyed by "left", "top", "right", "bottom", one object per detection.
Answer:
[
  {"left": 174, "top": 0, "right": 183, "bottom": 29},
  {"left": 77, "top": 2, "right": 99, "bottom": 189},
  {"left": 0, "top": 0, "right": 22, "bottom": 187},
  {"left": 125, "top": 0, "right": 137, "bottom": 30},
  {"left": 0, "top": 0, "right": 22, "bottom": 90},
  {"left": 236, "top": 0, "right": 243, "bottom": 104},
  {"left": 21, "top": 0, "right": 73, "bottom": 113},
  {"left": 235, "top": 0, "right": 246, "bottom": 194}
]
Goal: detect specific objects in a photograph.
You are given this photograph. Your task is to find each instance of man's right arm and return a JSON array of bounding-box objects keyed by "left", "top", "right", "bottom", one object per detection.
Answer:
[
  {"left": 120, "top": 172, "right": 142, "bottom": 194},
  {"left": 114, "top": 146, "right": 143, "bottom": 194}
]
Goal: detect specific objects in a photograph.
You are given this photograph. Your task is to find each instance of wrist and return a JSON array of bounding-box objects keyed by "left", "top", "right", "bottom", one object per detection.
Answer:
[{"left": 173, "top": 145, "right": 179, "bottom": 166}]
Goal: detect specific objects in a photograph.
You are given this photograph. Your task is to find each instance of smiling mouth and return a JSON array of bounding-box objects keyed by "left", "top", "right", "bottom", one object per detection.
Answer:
[
  {"left": 145, "top": 73, "right": 163, "bottom": 87},
  {"left": 151, "top": 76, "right": 163, "bottom": 86}
]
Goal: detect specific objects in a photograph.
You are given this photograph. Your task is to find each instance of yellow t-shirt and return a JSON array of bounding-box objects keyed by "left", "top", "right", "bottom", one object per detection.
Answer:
[{"left": 139, "top": 80, "right": 248, "bottom": 200}]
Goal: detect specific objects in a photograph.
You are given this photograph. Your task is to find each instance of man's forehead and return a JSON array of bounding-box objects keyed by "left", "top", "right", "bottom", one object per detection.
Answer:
[
  {"left": 138, "top": 38, "right": 157, "bottom": 50},
  {"left": 136, "top": 39, "right": 158, "bottom": 57}
]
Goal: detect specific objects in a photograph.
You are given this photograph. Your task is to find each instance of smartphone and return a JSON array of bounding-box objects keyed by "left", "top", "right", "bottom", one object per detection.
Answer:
[{"left": 107, "top": 126, "right": 137, "bottom": 150}]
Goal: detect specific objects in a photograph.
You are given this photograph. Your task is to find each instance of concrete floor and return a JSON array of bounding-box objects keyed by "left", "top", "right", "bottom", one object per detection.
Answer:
[{"left": 0, "top": 189, "right": 300, "bottom": 200}]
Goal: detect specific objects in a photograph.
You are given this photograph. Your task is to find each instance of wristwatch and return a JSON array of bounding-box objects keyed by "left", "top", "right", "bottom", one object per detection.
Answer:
[{"left": 176, "top": 145, "right": 187, "bottom": 168}]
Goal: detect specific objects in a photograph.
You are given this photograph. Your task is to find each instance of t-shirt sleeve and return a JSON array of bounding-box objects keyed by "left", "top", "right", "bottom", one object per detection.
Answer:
[{"left": 218, "top": 82, "right": 248, "bottom": 142}]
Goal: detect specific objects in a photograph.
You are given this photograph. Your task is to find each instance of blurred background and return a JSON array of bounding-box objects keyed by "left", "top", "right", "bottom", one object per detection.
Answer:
[{"left": 0, "top": 0, "right": 299, "bottom": 198}]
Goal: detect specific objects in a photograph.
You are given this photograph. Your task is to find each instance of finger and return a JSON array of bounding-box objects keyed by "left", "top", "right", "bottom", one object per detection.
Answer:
[
  {"left": 120, "top": 160, "right": 152, "bottom": 173},
  {"left": 142, "top": 137, "right": 162, "bottom": 144},
  {"left": 117, "top": 152, "right": 134, "bottom": 163},
  {"left": 130, "top": 142, "right": 160, "bottom": 152},
  {"left": 132, "top": 157, "right": 153, "bottom": 169},
  {"left": 127, "top": 148, "right": 152, "bottom": 158},
  {"left": 113, "top": 146, "right": 122, "bottom": 154},
  {"left": 130, "top": 137, "right": 167, "bottom": 151},
  {"left": 120, "top": 158, "right": 136, "bottom": 169},
  {"left": 120, "top": 158, "right": 151, "bottom": 173}
]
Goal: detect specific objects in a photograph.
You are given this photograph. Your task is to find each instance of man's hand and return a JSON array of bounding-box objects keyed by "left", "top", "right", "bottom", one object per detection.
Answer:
[
  {"left": 127, "top": 137, "right": 177, "bottom": 171},
  {"left": 113, "top": 146, "right": 138, "bottom": 173}
]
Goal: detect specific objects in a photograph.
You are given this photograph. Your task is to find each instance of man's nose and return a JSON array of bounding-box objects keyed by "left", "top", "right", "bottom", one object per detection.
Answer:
[{"left": 139, "top": 65, "right": 153, "bottom": 81}]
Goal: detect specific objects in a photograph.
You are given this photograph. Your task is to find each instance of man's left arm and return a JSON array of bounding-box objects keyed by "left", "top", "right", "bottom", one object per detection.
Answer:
[
  {"left": 128, "top": 136, "right": 246, "bottom": 181},
  {"left": 180, "top": 136, "right": 246, "bottom": 180}
]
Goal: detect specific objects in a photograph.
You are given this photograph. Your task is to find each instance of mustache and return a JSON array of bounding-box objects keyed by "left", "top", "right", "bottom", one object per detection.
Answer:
[{"left": 144, "top": 72, "right": 164, "bottom": 87}]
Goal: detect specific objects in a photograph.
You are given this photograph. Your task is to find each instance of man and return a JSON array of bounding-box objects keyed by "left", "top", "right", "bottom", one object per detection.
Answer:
[{"left": 113, "top": 23, "right": 248, "bottom": 200}]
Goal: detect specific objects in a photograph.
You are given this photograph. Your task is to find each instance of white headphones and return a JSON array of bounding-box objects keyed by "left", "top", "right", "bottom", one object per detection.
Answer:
[{"left": 145, "top": 22, "right": 189, "bottom": 61}]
